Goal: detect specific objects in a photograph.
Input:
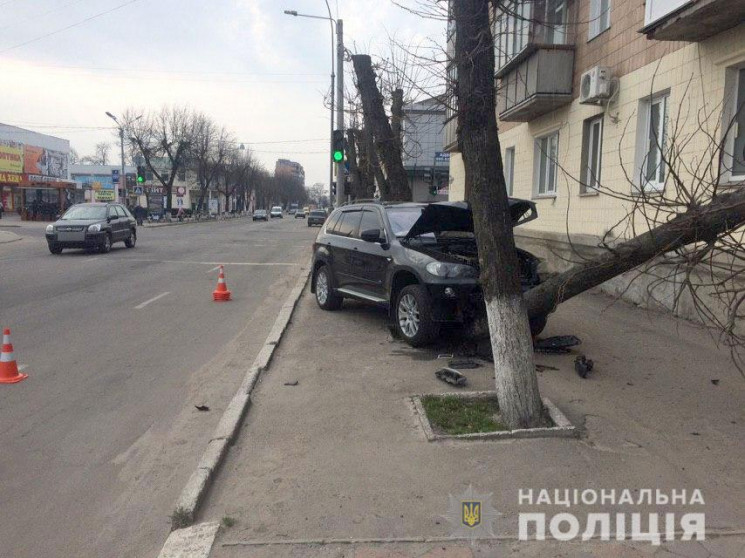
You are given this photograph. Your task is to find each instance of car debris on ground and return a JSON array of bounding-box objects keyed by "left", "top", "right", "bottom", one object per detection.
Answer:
[
  {"left": 435, "top": 367, "right": 467, "bottom": 387},
  {"left": 574, "top": 355, "right": 594, "bottom": 378},
  {"left": 534, "top": 335, "right": 581, "bottom": 354}
]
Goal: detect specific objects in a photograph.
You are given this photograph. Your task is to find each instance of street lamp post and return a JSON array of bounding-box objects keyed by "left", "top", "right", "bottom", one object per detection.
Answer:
[
  {"left": 284, "top": 7, "right": 344, "bottom": 207},
  {"left": 105, "top": 111, "right": 126, "bottom": 205}
]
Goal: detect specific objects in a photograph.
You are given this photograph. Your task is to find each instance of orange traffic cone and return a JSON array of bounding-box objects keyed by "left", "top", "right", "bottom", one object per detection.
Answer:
[
  {"left": 0, "top": 328, "right": 28, "bottom": 384},
  {"left": 213, "top": 265, "right": 232, "bottom": 301}
]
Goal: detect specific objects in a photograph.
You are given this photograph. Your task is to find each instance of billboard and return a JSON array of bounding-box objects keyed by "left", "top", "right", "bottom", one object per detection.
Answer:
[
  {"left": 24, "top": 145, "right": 68, "bottom": 179},
  {"left": 0, "top": 143, "right": 23, "bottom": 174}
]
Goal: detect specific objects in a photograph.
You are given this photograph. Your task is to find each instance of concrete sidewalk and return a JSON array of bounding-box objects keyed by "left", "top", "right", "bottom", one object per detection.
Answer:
[{"left": 200, "top": 288, "right": 745, "bottom": 557}]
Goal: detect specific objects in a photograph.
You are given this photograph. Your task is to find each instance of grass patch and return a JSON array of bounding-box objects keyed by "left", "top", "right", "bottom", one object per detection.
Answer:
[
  {"left": 222, "top": 516, "right": 237, "bottom": 528},
  {"left": 421, "top": 395, "right": 508, "bottom": 435}
]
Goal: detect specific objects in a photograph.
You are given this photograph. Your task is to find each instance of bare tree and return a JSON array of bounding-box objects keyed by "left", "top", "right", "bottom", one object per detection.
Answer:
[
  {"left": 124, "top": 107, "right": 196, "bottom": 213},
  {"left": 80, "top": 142, "right": 112, "bottom": 165},
  {"left": 191, "top": 115, "right": 233, "bottom": 214}
]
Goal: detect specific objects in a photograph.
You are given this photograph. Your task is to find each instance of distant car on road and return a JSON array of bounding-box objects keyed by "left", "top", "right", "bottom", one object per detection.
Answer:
[
  {"left": 310, "top": 200, "right": 547, "bottom": 346},
  {"left": 253, "top": 209, "right": 268, "bottom": 221},
  {"left": 45, "top": 202, "right": 136, "bottom": 255},
  {"left": 294, "top": 208, "right": 306, "bottom": 218},
  {"left": 270, "top": 206, "right": 283, "bottom": 219},
  {"left": 307, "top": 209, "right": 327, "bottom": 227}
]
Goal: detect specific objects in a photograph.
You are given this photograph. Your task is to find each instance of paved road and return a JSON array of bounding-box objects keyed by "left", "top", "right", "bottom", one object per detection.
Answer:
[{"left": 0, "top": 216, "right": 318, "bottom": 557}]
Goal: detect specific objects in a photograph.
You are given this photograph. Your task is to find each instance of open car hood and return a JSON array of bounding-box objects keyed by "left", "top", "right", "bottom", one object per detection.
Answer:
[{"left": 404, "top": 198, "right": 537, "bottom": 240}]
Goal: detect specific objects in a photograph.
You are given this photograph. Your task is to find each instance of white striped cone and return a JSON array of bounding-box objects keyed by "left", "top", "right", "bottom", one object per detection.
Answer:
[{"left": 1, "top": 328, "right": 28, "bottom": 384}]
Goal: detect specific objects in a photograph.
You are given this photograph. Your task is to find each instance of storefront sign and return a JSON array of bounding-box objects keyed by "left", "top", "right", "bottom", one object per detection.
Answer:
[
  {"left": 95, "top": 190, "right": 115, "bottom": 201},
  {"left": 0, "top": 145, "right": 23, "bottom": 174},
  {"left": 24, "top": 145, "right": 68, "bottom": 179},
  {"left": 0, "top": 171, "right": 22, "bottom": 184}
]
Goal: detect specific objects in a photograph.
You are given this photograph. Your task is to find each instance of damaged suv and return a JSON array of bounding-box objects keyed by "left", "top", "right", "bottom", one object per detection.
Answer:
[{"left": 310, "top": 200, "right": 547, "bottom": 346}]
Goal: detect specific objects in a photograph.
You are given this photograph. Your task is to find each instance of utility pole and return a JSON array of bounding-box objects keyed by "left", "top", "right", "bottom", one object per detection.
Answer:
[
  {"left": 118, "top": 127, "right": 126, "bottom": 205},
  {"left": 335, "top": 19, "right": 345, "bottom": 205}
]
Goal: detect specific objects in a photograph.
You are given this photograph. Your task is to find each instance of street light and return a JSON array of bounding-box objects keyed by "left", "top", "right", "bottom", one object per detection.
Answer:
[
  {"left": 105, "top": 112, "right": 141, "bottom": 205},
  {"left": 284, "top": 5, "right": 344, "bottom": 206}
]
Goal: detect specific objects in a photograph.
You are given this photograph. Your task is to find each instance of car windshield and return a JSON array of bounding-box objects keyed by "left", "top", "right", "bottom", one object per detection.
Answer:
[
  {"left": 386, "top": 207, "right": 424, "bottom": 237},
  {"left": 61, "top": 206, "right": 107, "bottom": 220},
  {"left": 272, "top": 207, "right": 282, "bottom": 211},
  {"left": 310, "top": 211, "right": 325, "bottom": 216}
]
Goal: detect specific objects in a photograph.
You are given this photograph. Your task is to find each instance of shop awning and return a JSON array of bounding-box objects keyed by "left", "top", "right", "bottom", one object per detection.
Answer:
[{"left": 17, "top": 174, "right": 76, "bottom": 188}]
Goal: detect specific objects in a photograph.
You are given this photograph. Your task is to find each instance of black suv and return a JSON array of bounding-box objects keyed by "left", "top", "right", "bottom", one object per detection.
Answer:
[{"left": 310, "top": 200, "right": 547, "bottom": 346}]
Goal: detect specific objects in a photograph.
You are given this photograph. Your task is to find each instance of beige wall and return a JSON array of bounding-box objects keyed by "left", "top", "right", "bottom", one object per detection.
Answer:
[{"left": 450, "top": 22, "right": 745, "bottom": 241}]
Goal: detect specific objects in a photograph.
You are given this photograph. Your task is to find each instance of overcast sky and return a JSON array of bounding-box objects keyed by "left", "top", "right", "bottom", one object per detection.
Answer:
[{"left": 0, "top": 0, "right": 444, "bottom": 187}]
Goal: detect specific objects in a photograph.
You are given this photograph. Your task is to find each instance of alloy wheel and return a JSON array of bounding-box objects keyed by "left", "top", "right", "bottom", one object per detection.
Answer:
[
  {"left": 398, "top": 293, "right": 420, "bottom": 338},
  {"left": 316, "top": 270, "right": 329, "bottom": 305}
]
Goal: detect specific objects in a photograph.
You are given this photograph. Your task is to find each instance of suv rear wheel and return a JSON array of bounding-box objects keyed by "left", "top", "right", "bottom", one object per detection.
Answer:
[
  {"left": 314, "top": 265, "right": 342, "bottom": 310},
  {"left": 395, "top": 285, "right": 438, "bottom": 347}
]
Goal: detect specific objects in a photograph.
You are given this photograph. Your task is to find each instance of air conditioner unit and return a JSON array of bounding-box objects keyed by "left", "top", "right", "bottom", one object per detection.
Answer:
[{"left": 579, "top": 66, "right": 613, "bottom": 104}]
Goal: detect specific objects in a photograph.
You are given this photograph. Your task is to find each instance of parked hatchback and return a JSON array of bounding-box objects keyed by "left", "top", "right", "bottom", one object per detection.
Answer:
[
  {"left": 45, "top": 202, "right": 136, "bottom": 255},
  {"left": 310, "top": 200, "right": 547, "bottom": 346}
]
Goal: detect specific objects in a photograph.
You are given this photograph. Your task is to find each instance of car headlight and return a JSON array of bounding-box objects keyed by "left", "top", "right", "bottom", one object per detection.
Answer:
[
  {"left": 88, "top": 223, "right": 101, "bottom": 232},
  {"left": 426, "top": 261, "right": 478, "bottom": 279},
  {"left": 46, "top": 224, "right": 54, "bottom": 233}
]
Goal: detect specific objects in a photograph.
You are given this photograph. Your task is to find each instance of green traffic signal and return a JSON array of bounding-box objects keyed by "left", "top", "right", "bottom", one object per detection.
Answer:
[
  {"left": 333, "top": 150, "right": 344, "bottom": 162},
  {"left": 137, "top": 175, "right": 144, "bottom": 183}
]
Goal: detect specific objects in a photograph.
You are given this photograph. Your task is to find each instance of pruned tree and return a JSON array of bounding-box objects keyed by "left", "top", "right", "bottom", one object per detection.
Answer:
[{"left": 352, "top": 54, "right": 411, "bottom": 201}]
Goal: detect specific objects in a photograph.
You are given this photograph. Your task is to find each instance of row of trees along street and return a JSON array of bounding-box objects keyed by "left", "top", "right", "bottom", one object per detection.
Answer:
[
  {"left": 76, "top": 106, "right": 311, "bottom": 213},
  {"left": 340, "top": 1, "right": 745, "bottom": 429}
]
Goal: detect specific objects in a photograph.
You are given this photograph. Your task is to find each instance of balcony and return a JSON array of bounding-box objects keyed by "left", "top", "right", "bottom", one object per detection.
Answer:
[
  {"left": 494, "top": 0, "right": 576, "bottom": 122},
  {"left": 642, "top": 0, "right": 745, "bottom": 42}
]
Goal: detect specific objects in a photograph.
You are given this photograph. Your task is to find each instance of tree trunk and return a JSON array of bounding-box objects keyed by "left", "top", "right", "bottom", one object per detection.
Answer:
[
  {"left": 346, "top": 129, "right": 364, "bottom": 200},
  {"left": 391, "top": 88, "right": 404, "bottom": 153},
  {"left": 524, "top": 187, "right": 745, "bottom": 320},
  {"left": 363, "top": 125, "right": 388, "bottom": 198},
  {"left": 454, "top": 0, "right": 543, "bottom": 429},
  {"left": 352, "top": 54, "right": 411, "bottom": 202}
]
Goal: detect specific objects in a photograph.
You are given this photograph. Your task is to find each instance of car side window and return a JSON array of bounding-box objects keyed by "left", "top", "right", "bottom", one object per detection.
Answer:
[
  {"left": 325, "top": 211, "right": 343, "bottom": 233},
  {"left": 107, "top": 207, "right": 117, "bottom": 219},
  {"left": 115, "top": 206, "right": 127, "bottom": 218},
  {"left": 358, "top": 210, "right": 383, "bottom": 236},
  {"left": 335, "top": 210, "right": 363, "bottom": 238}
]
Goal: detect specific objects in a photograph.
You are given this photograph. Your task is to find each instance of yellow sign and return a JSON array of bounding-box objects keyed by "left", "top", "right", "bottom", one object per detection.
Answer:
[
  {"left": 0, "top": 145, "right": 23, "bottom": 174},
  {"left": 95, "top": 190, "right": 115, "bottom": 201},
  {"left": 0, "top": 171, "right": 22, "bottom": 184}
]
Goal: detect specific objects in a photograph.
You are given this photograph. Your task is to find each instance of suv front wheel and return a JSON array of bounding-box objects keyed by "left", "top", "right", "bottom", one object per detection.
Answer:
[
  {"left": 314, "top": 265, "right": 342, "bottom": 310},
  {"left": 395, "top": 285, "right": 438, "bottom": 347}
]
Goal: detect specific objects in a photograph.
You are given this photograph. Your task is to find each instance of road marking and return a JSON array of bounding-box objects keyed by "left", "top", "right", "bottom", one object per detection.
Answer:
[
  {"left": 134, "top": 291, "right": 171, "bottom": 309},
  {"left": 124, "top": 258, "right": 299, "bottom": 267},
  {"left": 206, "top": 266, "right": 221, "bottom": 273}
]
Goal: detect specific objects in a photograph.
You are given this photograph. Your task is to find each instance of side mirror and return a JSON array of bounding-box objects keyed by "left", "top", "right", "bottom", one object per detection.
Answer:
[
  {"left": 107, "top": 215, "right": 116, "bottom": 222},
  {"left": 360, "top": 228, "right": 383, "bottom": 243}
]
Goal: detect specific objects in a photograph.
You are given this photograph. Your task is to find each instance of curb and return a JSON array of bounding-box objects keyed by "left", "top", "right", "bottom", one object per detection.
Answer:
[
  {"left": 0, "top": 231, "right": 21, "bottom": 244},
  {"left": 411, "top": 392, "right": 578, "bottom": 441},
  {"left": 145, "top": 216, "right": 250, "bottom": 229},
  {"left": 168, "top": 258, "right": 312, "bottom": 532}
]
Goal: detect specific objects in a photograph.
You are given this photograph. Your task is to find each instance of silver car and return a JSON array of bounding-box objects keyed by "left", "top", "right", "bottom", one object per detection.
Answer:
[{"left": 45, "top": 203, "right": 137, "bottom": 254}]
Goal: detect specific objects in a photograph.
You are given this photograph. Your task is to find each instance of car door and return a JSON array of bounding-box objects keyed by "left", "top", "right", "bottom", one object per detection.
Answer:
[
  {"left": 106, "top": 206, "right": 120, "bottom": 240},
  {"left": 348, "top": 207, "right": 391, "bottom": 300},
  {"left": 115, "top": 205, "right": 130, "bottom": 240},
  {"left": 324, "top": 209, "right": 362, "bottom": 289}
]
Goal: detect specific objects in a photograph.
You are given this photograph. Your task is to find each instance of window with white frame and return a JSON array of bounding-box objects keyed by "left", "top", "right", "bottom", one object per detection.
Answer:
[
  {"left": 494, "top": 1, "right": 532, "bottom": 70},
  {"left": 504, "top": 147, "right": 515, "bottom": 196},
  {"left": 534, "top": 132, "right": 559, "bottom": 196},
  {"left": 636, "top": 93, "right": 668, "bottom": 191},
  {"left": 581, "top": 116, "right": 603, "bottom": 193},
  {"left": 588, "top": 0, "right": 611, "bottom": 40},
  {"left": 723, "top": 67, "right": 745, "bottom": 182}
]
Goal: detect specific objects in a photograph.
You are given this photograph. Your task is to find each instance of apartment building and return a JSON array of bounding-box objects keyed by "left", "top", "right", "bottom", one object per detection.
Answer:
[
  {"left": 445, "top": 0, "right": 745, "bottom": 318},
  {"left": 402, "top": 98, "right": 451, "bottom": 202},
  {"left": 275, "top": 159, "right": 305, "bottom": 185}
]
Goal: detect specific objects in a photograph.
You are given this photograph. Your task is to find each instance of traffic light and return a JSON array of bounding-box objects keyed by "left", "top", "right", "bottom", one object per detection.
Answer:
[
  {"left": 429, "top": 184, "right": 438, "bottom": 196},
  {"left": 331, "top": 182, "right": 337, "bottom": 196},
  {"left": 332, "top": 130, "right": 344, "bottom": 163},
  {"left": 136, "top": 165, "right": 146, "bottom": 184}
]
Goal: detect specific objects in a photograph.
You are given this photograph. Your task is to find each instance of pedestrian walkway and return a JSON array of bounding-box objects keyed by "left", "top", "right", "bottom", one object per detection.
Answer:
[{"left": 199, "top": 288, "right": 745, "bottom": 557}]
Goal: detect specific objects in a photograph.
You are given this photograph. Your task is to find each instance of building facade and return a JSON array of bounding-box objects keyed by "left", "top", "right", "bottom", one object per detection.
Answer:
[
  {"left": 275, "top": 159, "right": 305, "bottom": 185},
  {"left": 402, "top": 97, "right": 451, "bottom": 202},
  {"left": 70, "top": 164, "right": 137, "bottom": 205},
  {"left": 0, "top": 123, "right": 73, "bottom": 219},
  {"left": 445, "top": 0, "right": 745, "bottom": 320}
]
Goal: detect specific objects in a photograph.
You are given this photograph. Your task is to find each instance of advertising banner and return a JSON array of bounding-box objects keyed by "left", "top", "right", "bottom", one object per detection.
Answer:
[
  {"left": 24, "top": 145, "right": 69, "bottom": 178},
  {"left": 0, "top": 144, "right": 24, "bottom": 174},
  {"left": 0, "top": 172, "right": 22, "bottom": 184}
]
